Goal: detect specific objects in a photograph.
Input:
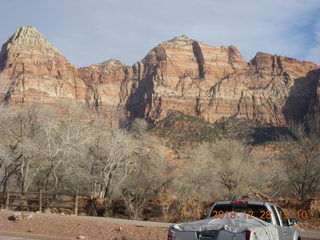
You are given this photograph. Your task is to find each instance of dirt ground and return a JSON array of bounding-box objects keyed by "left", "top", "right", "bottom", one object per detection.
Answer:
[
  {"left": 0, "top": 210, "right": 319, "bottom": 240},
  {"left": 0, "top": 211, "right": 167, "bottom": 240}
]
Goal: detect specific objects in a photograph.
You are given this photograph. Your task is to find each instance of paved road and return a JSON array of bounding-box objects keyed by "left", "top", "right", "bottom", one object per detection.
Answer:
[
  {"left": 301, "top": 231, "right": 320, "bottom": 239},
  {"left": 0, "top": 237, "right": 35, "bottom": 240}
]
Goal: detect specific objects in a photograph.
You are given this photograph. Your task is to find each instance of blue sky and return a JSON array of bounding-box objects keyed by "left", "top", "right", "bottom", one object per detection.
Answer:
[{"left": 0, "top": 0, "right": 319, "bottom": 67}]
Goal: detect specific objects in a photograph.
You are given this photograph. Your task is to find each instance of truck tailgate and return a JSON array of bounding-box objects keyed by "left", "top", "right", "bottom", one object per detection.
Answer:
[{"left": 173, "top": 230, "right": 246, "bottom": 240}]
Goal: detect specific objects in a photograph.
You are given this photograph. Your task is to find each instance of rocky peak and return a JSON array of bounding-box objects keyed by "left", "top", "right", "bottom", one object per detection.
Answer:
[
  {"left": 0, "top": 26, "right": 86, "bottom": 106},
  {"left": 250, "top": 52, "right": 318, "bottom": 75},
  {"left": 0, "top": 26, "right": 65, "bottom": 70},
  {"left": 1, "top": 26, "right": 62, "bottom": 56},
  {"left": 85, "top": 59, "right": 127, "bottom": 73},
  {"left": 227, "top": 45, "right": 244, "bottom": 59},
  {"left": 7, "top": 27, "right": 55, "bottom": 47},
  {"left": 165, "top": 34, "right": 194, "bottom": 47}
]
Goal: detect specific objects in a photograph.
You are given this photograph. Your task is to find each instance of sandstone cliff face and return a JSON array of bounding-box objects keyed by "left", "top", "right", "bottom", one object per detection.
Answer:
[
  {"left": 208, "top": 53, "right": 319, "bottom": 124},
  {"left": 0, "top": 27, "right": 319, "bottom": 125},
  {"left": 0, "top": 26, "right": 86, "bottom": 106},
  {"left": 78, "top": 59, "right": 127, "bottom": 120},
  {"left": 122, "top": 35, "right": 248, "bottom": 121},
  {"left": 122, "top": 36, "right": 319, "bottom": 124}
]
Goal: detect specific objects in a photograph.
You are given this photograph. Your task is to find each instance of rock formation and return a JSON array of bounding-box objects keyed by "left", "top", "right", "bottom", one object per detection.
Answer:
[
  {"left": 121, "top": 35, "right": 319, "bottom": 125},
  {"left": 0, "top": 27, "right": 319, "bottom": 125},
  {"left": 0, "top": 26, "right": 86, "bottom": 106},
  {"left": 78, "top": 59, "right": 127, "bottom": 120}
]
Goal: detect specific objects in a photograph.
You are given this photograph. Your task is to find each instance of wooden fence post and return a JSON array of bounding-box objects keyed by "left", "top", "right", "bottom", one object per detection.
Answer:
[
  {"left": 39, "top": 189, "right": 42, "bottom": 212},
  {"left": 74, "top": 191, "right": 79, "bottom": 216},
  {"left": 1, "top": 194, "right": 3, "bottom": 209},
  {"left": 5, "top": 192, "right": 10, "bottom": 210}
]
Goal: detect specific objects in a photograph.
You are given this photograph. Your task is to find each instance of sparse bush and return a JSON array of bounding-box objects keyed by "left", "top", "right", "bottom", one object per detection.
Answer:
[
  {"left": 178, "top": 196, "right": 204, "bottom": 222},
  {"left": 154, "top": 188, "right": 178, "bottom": 222}
]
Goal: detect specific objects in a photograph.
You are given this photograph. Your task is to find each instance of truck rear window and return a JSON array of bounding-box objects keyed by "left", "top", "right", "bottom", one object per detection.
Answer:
[{"left": 210, "top": 204, "right": 272, "bottom": 223}]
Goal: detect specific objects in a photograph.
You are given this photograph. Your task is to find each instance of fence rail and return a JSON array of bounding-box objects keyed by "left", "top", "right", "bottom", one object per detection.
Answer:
[{"left": 0, "top": 190, "right": 79, "bottom": 215}]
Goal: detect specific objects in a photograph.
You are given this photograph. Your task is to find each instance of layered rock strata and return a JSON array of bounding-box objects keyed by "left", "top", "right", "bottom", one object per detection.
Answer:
[
  {"left": 0, "top": 26, "right": 86, "bottom": 106},
  {"left": 0, "top": 27, "right": 319, "bottom": 125}
]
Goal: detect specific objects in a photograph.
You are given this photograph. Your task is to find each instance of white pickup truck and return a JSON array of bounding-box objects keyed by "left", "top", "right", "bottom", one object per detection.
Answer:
[{"left": 168, "top": 201, "right": 301, "bottom": 240}]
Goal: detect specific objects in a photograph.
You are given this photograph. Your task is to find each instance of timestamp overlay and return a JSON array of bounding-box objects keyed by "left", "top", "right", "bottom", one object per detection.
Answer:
[
  {"left": 279, "top": 209, "right": 308, "bottom": 220},
  {"left": 211, "top": 210, "right": 308, "bottom": 220}
]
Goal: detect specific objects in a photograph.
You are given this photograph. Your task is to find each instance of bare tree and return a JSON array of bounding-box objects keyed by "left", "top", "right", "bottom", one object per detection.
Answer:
[
  {"left": 250, "top": 153, "right": 289, "bottom": 200},
  {"left": 32, "top": 105, "right": 94, "bottom": 191},
  {"left": 0, "top": 106, "right": 42, "bottom": 194},
  {"left": 0, "top": 103, "right": 170, "bottom": 220},
  {"left": 86, "top": 129, "right": 140, "bottom": 214},
  {"left": 182, "top": 140, "right": 256, "bottom": 200},
  {"left": 0, "top": 103, "right": 97, "bottom": 194},
  {"left": 212, "top": 140, "right": 255, "bottom": 200},
  {"left": 119, "top": 143, "right": 166, "bottom": 220},
  {"left": 0, "top": 146, "right": 20, "bottom": 195},
  {"left": 279, "top": 117, "right": 320, "bottom": 199}
]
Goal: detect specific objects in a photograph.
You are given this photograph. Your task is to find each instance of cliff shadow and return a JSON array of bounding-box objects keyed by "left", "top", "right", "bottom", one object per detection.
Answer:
[
  {"left": 282, "top": 69, "right": 320, "bottom": 124},
  {"left": 250, "top": 125, "right": 291, "bottom": 145},
  {"left": 125, "top": 65, "right": 155, "bottom": 124}
]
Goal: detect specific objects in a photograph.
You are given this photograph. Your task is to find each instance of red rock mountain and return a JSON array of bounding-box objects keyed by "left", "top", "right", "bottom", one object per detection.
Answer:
[
  {"left": 0, "top": 26, "right": 86, "bottom": 105},
  {"left": 1, "top": 27, "right": 319, "bottom": 125}
]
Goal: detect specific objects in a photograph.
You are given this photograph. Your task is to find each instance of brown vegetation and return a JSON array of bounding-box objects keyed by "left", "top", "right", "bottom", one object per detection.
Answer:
[{"left": 0, "top": 104, "right": 319, "bottom": 230}]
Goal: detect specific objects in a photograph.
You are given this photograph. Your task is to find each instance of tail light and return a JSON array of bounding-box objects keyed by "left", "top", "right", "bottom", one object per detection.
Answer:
[
  {"left": 246, "top": 230, "right": 251, "bottom": 240},
  {"left": 167, "top": 236, "right": 173, "bottom": 240},
  {"left": 232, "top": 201, "right": 248, "bottom": 204}
]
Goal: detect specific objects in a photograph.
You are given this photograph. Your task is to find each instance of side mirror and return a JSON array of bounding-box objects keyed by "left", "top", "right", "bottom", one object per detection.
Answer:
[{"left": 289, "top": 218, "right": 298, "bottom": 225}]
